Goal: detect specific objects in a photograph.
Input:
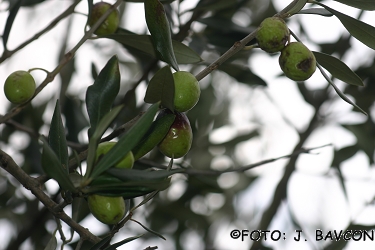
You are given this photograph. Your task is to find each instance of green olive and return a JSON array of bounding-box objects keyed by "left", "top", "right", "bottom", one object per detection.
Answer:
[
  {"left": 96, "top": 141, "right": 134, "bottom": 169},
  {"left": 87, "top": 194, "right": 125, "bottom": 224},
  {"left": 173, "top": 71, "right": 200, "bottom": 112},
  {"left": 157, "top": 109, "right": 193, "bottom": 159},
  {"left": 256, "top": 17, "right": 290, "bottom": 53},
  {"left": 4, "top": 70, "right": 36, "bottom": 104},
  {"left": 88, "top": 2, "right": 120, "bottom": 35},
  {"left": 279, "top": 42, "right": 316, "bottom": 81}
]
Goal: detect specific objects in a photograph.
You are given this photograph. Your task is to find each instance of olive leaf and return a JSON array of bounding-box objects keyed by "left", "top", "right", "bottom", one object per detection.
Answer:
[
  {"left": 317, "top": 2, "right": 375, "bottom": 50},
  {"left": 41, "top": 137, "right": 75, "bottom": 192},
  {"left": 313, "top": 51, "right": 364, "bottom": 86},
  {"left": 44, "top": 231, "right": 57, "bottom": 250},
  {"left": 86, "top": 178, "right": 171, "bottom": 198},
  {"left": 297, "top": 8, "right": 333, "bottom": 17},
  {"left": 3, "top": 0, "right": 24, "bottom": 50},
  {"left": 132, "top": 113, "right": 176, "bottom": 160},
  {"left": 107, "top": 168, "right": 184, "bottom": 181},
  {"left": 332, "top": 0, "right": 375, "bottom": 10},
  {"left": 218, "top": 63, "right": 267, "bottom": 86},
  {"left": 316, "top": 64, "right": 367, "bottom": 115},
  {"left": 85, "top": 105, "right": 124, "bottom": 179},
  {"left": 131, "top": 219, "right": 166, "bottom": 240},
  {"left": 104, "top": 235, "right": 144, "bottom": 250},
  {"left": 86, "top": 55, "right": 120, "bottom": 138},
  {"left": 144, "top": 0, "right": 179, "bottom": 71},
  {"left": 89, "top": 236, "right": 111, "bottom": 250},
  {"left": 144, "top": 66, "right": 175, "bottom": 111},
  {"left": 104, "top": 34, "right": 202, "bottom": 64},
  {"left": 49, "top": 100, "right": 69, "bottom": 172}
]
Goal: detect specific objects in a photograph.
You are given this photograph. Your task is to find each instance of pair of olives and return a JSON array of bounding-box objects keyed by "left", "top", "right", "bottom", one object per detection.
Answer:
[
  {"left": 256, "top": 17, "right": 316, "bottom": 81},
  {"left": 88, "top": 142, "right": 134, "bottom": 225},
  {"left": 157, "top": 71, "right": 199, "bottom": 159}
]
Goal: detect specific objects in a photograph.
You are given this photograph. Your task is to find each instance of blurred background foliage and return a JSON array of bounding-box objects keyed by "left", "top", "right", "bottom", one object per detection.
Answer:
[{"left": 0, "top": 0, "right": 374, "bottom": 249}]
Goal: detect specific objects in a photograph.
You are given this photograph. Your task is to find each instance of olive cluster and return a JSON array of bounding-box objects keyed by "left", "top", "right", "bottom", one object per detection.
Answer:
[
  {"left": 256, "top": 17, "right": 316, "bottom": 81},
  {"left": 88, "top": 142, "right": 134, "bottom": 225},
  {"left": 157, "top": 71, "right": 200, "bottom": 159}
]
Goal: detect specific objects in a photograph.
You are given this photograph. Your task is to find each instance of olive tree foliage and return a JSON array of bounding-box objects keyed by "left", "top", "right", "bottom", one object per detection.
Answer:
[{"left": 0, "top": 0, "right": 375, "bottom": 249}]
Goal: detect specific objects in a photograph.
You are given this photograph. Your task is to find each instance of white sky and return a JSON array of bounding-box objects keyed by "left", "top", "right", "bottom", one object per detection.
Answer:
[{"left": 0, "top": 0, "right": 375, "bottom": 249}]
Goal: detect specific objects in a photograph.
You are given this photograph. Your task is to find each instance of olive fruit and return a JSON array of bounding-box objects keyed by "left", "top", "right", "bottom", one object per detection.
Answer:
[
  {"left": 87, "top": 194, "right": 125, "bottom": 224},
  {"left": 256, "top": 17, "right": 290, "bottom": 53},
  {"left": 96, "top": 141, "right": 134, "bottom": 169},
  {"left": 158, "top": 109, "right": 193, "bottom": 159},
  {"left": 4, "top": 70, "right": 36, "bottom": 104},
  {"left": 173, "top": 71, "right": 200, "bottom": 112},
  {"left": 88, "top": 2, "right": 119, "bottom": 35},
  {"left": 279, "top": 42, "right": 316, "bottom": 81}
]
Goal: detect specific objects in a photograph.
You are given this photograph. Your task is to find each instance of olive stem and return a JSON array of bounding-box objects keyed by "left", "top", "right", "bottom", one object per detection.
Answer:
[{"left": 28, "top": 67, "right": 50, "bottom": 75}]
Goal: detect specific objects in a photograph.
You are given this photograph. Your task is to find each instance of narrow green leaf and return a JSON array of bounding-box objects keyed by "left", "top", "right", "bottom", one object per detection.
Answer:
[
  {"left": 333, "top": 0, "right": 375, "bottom": 10},
  {"left": 104, "top": 34, "right": 202, "bottom": 64},
  {"left": 330, "top": 81, "right": 367, "bottom": 115},
  {"left": 85, "top": 105, "right": 124, "bottom": 179},
  {"left": 87, "top": 0, "right": 94, "bottom": 28},
  {"left": 313, "top": 51, "right": 364, "bottom": 86},
  {"left": 144, "top": 0, "right": 179, "bottom": 71},
  {"left": 297, "top": 8, "right": 333, "bottom": 16},
  {"left": 316, "top": 65, "right": 367, "bottom": 115},
  {"left": 86, "top": 55, "right": 120, "bottom": 138},
  {"left": 218, "top": 63, "right": 267, "bottom": 86},
  {"left": 173, "top": 40, "right": 203, "bottom": 64},
  {"left": 49, "top": 100, "right": 69, "bottom": 171},
  {"left": 107, "top": 168, "right": 184, "bottom": 181},
  {"left": 284, "top": 0, "right": 308, "bottom": 16},
  {"left": 318, "top": 3, "right": 375, "bottom": 50},
  {"left": 44, "top": 233, "right": 57, "bottom": 250},
  {"left": 3, "top": 0, "right": 23, "bottom": 50},
  {"left": 91, "top": 62, "right": 98, "bottom": 79},
  {"left": 132, "top": 113, "right": 176, "bottom": 160},
  {"left": 89, "top": 103, "right": 160, "bottom": 179},
  {"left": 89, "top": 235, "right": 111, "bottom": 250},
  {"left": 41, "top": 137, "right": 75, "bottom": 192},
  {"left": 144, "top": 66, "right": 175, "bottom": 111},
  {"left": 193, "top": 0, "right": 237, "bottom": 11},
  {"left": 104, "top": 235, "right": 144, "bottom": 250},
  {"left": 86, "top": 179, "right": 171, "bottom": 198},
  {"left": 131, "top": 219, "right": 166, "bottom": 240}
]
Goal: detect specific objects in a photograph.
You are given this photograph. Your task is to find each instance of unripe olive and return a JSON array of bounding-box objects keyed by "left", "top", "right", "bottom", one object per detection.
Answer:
[
  {"left": 157, "top": 109, "right": 193, "bottom": 159},
  {"left": 279, "top": 42, "right": 316, "bottom": 81},
  {"left": 4, "top": 70, "right": 36, "bottom": 104},
  {"left": 173, "top": 71, "right": 200, "bottom": 112},
  {"left": 88, "top": 2, "right": 119, "bottom": 35},
  {"left": 256, "top": 17, "right": 290, "bottom": 53},
  {"left": 87, "top": 194, "right": 125, "bottom": 224},
  {"left": 96, "top": 141, "right": 134, "bottom": 169}
]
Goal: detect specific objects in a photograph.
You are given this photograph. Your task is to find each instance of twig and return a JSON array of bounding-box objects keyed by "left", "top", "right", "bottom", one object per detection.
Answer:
[
  {"left": 195, "top": 31, "right": 258, "bottom": 81},
  {"left": 185, "top": 144, "right": 332, "bottom": 175}
]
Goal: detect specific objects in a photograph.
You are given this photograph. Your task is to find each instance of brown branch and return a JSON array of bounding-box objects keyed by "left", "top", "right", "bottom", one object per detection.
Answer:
[{"left": 0, "top": 149, "right": 101, "bottom": 244}]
